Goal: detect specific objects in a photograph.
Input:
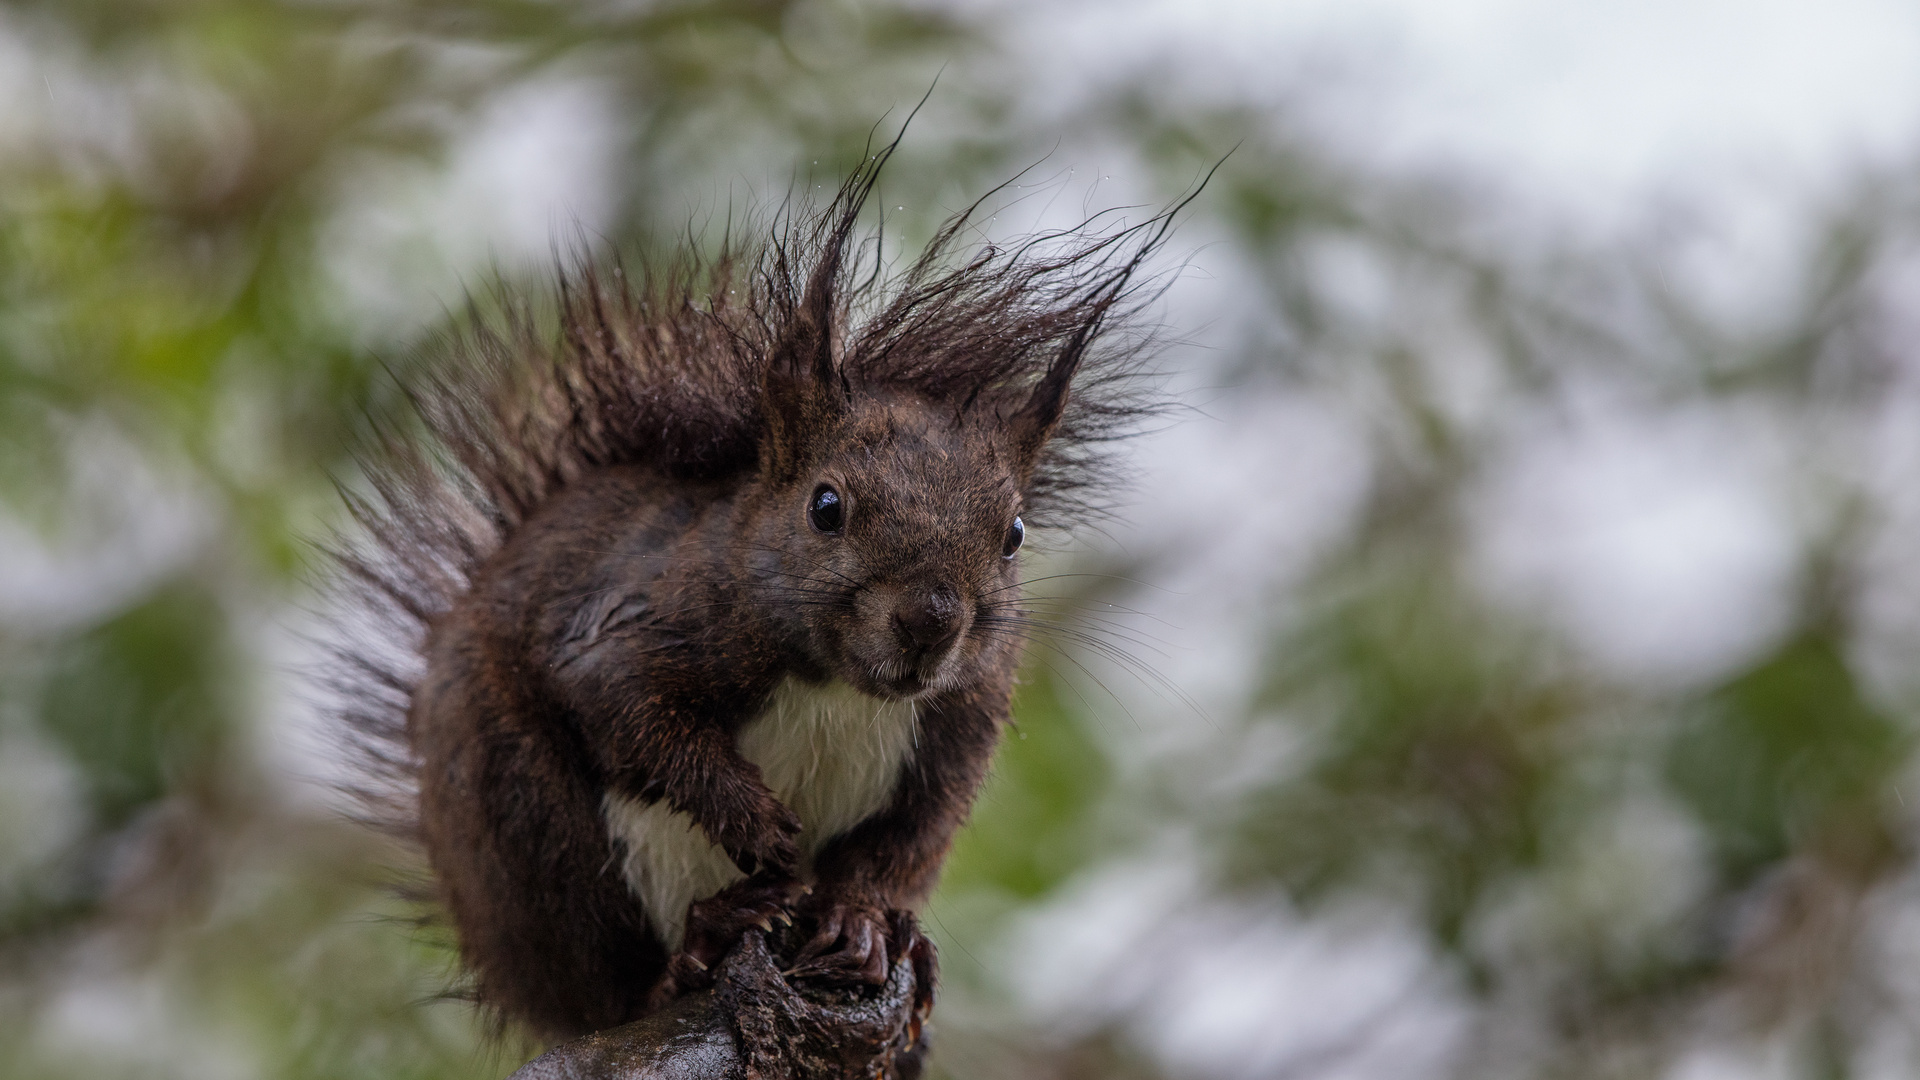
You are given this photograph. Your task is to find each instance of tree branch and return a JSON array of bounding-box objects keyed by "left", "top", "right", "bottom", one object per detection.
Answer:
[{"left": 509, "top": 918, "right": 931, "bottom": 1080}]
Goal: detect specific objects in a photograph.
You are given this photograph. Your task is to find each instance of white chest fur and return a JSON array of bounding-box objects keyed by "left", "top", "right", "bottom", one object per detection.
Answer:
[{"left": 602, "top": 679, "right": 920, "bottom": 948}]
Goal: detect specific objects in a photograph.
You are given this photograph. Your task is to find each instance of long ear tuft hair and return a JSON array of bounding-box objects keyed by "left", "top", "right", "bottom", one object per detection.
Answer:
[
  {"left": 321, "top": 142, "right": 1196, "bottom": 841},
  {"left": 756, "top": 128, "right": 909, "bottom": 478}
]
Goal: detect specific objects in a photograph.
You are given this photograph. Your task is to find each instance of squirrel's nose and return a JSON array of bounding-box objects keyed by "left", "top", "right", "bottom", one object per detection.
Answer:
[{"left": 893, "top": 586, "right": 962, "bottom": 654}]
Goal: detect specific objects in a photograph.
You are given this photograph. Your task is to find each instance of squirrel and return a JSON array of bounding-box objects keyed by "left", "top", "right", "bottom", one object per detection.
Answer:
[{"left": 325, "top": 137, "right": 1179, "bottom": 1045}]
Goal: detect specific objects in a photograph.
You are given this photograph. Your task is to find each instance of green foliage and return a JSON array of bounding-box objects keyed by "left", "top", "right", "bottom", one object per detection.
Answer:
[
  {"left": 1236, "top": 550, "right": 1574, "bottom": 951},
  {"left": 943, "top": 662, "right": 1112, "bottom": 904},
  {"left": 37, "top": 582, "right": 235, "bottom": 830},
  {"left": 1670, "top": 630, "right": 1908, "bottom": 884}
]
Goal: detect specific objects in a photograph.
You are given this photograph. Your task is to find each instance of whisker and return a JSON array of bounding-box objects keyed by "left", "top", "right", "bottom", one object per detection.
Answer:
[
  {"left": 1016, "top": 637, "right": 1144, "bottom": 734},
  {"left": 974, "top": 613, "right": 1210, "bottom": 726},
  {"left": 1026, "top": 651, "right": 1133, "bottom": 733},
  {"left": 979, "top": 609, "right": 1175, "bottom": 660},
  {"left": 984, "top": 606, "right": 1184, "bottom": 653},
  {"left": 998, "top": 593, "right": 1184, "bottom": 631},
  {"left": 983, "top": 570, "right": 1190, "bottom": 598}
]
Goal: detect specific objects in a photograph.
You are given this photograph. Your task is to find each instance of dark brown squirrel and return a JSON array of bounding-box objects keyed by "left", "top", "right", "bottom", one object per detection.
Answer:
[{"left": 326, "top": 139, "right": 1179, "bottom": 1044}]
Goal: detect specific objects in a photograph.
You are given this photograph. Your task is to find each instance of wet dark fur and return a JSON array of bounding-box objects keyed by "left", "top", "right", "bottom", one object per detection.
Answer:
[{"left": 325, "top": 141, "right": 1178, "bottom": 1042}]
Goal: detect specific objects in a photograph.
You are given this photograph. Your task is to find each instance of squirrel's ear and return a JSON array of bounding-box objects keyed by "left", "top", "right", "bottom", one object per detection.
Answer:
[
  {"left": 769, "top": 248, "right": 843, "bottom": 391},
  {"left": 761, "top": 249, "right": 848, "bottom": 479},
  {"left": 1009, "top": 324, "right": 1092, "bottom": 468}
]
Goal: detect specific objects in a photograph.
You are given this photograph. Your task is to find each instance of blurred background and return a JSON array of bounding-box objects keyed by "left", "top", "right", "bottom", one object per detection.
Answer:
[{"left": 7, "top": 1, "right": 1920, "bottom": 1077}]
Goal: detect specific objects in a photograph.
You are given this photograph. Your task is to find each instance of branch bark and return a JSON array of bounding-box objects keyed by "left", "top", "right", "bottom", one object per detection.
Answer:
[{"left": 509, "top": 919, "right": 931, "bottom": 1080}]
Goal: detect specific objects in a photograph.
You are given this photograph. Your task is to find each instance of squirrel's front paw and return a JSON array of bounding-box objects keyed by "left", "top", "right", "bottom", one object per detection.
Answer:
[
  {"left": 786, "top": 897, "right": 900, "bottom": 986},
  {"left": 669, "top": 872, "right": 808, "bottom": 986},
  {"left": 710, "top": 790, "right": 803, "bottom": 877}
]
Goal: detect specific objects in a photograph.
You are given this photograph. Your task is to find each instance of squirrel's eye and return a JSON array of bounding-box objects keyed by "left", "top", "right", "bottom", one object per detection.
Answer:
[
  {"left": 808, "top": 485, "right": 845, "bottom": 534},
  {"left": 1002, "top": 516, "right": 1024, "bottom": 559}
]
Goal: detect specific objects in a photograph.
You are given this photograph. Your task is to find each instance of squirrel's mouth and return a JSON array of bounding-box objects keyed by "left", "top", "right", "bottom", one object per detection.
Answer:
[
  {"left": 857, "top": 647, "right": 959, "bottom": 701},
  {"left": 864, "top": 666, "right": 938, "bottom": 701},
  {"left": 840, "top": 584, "right": 971, "bottom": 699}
]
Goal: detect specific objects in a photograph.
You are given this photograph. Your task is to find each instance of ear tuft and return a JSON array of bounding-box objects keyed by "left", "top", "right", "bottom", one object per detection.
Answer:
[
  {"left": 759, "top": 126, "right": 910, "bottom": 478},
  {"left": 1008, "top": 280, "right": 1119, "bottom": 467}
]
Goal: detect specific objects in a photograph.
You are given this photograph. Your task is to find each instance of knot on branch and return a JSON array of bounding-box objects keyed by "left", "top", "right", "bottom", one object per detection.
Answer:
[{"left": 510, "top": 913, "right": 932, "bottom": 1080}]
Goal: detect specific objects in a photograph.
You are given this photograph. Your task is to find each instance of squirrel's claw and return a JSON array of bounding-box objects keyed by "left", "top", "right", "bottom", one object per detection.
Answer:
[
  {"left": 786, "top": 900, "right": 891, "bottom": 986},
  {"left": 905, "top": 920, "right": 938, "bottom": 1017},
  {"left": 648, "top": 949, "right": 713, "bottom": 1009},
  {"left": 795, "top": 905, "right": 845, "bottom": 963},
  {"left": 678, "top": 872, "right": 806, "bottom": 980}
]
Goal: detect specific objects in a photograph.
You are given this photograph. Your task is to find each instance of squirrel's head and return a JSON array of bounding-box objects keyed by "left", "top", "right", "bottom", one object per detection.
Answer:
[
  {"left": 753, "top": 388, "right": 1052, "bottom": 699},
  {"left": 707, "top": 151, "right": 1171, "bottom": 700},
  {"left": 746, "top": 260, "right": 1081, "bottom": 700}
]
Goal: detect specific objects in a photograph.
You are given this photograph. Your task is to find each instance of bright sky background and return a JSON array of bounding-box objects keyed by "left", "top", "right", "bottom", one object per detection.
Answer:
[
  {"left": 1039, "top": 0, "right": 1920, "bottom": 694},
  {"left": 1043, "top": 0, "right": 1920, "bottom": 210}
]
